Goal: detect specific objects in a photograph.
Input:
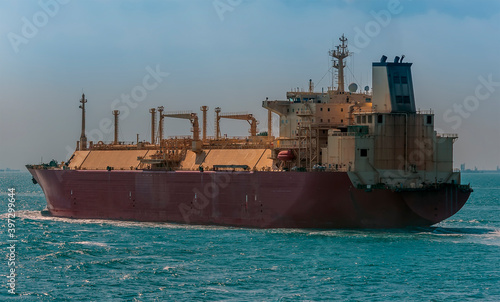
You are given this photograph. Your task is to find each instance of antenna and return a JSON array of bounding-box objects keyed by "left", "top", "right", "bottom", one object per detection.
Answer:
[
  {"left": 112, "top": 110, "right": 120, "bottom": 145},
  {"left": 267, "top": 99, "right": 272, "bottom": 141},
  {"left": 149, "top": 108, "right": 156, "bottom": 144},
  {"left": 200, "top": 106, "right": 209, "bottom": 141},
  {"left": 157, "top": 106, "right": 165, "bottom": 146},
  {"left": 215, "top": 107, "right": 221, "bottom": 140},
  {"left": 79, "top": 93, "right": 88, "bottom": 150}
]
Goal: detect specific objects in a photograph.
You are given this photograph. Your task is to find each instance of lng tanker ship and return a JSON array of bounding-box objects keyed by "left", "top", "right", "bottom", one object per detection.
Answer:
[{"left": 27, "top": 35, "right": 472, "bottom": 228}]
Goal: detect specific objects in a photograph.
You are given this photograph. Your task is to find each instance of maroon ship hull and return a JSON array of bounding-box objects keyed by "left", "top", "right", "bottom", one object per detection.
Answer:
[{"left": 28, "top": 168, "right": 472, "bottom": 228}]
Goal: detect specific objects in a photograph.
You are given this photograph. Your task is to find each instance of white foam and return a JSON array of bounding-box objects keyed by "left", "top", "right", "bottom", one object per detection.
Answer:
[
  {"left": 479, "top": 229, "right": 500, "bottom": 246},
  {"left": 205, "top": 287, "right": 229, "bottom": 293},
  {"left": 72, "top": 241, "right": 109, "bottom": 247},
  {"left": 11, "top": 210, "right": 234, "bottom": 231}
]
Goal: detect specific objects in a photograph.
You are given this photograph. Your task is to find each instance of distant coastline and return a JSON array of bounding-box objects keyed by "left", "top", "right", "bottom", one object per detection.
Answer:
[
  {"left": 0, "top": 168, "right": 21, "bottom": 172},
  {"left": 460, "top": 164, "right": 500, "bottom": 173},
  {"left": 461, "top": 170, "right": 500, "bottom": 174}
]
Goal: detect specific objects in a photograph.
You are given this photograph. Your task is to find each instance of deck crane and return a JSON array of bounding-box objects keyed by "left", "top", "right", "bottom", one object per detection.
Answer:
[
  {"left": 162, "top": 111, "right": 202, "bottom": 152},
  {"left": 216, "top": 110, "right": 259, "bottom": 138}
]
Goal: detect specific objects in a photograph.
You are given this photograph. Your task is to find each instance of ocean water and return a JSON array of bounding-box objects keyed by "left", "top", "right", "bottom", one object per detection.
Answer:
[{"left": 0, "top": 172, "right": 498, "bottom": 301}]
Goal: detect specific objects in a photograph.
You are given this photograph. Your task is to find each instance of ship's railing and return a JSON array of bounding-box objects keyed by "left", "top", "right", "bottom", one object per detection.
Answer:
[
  {"left": 220, "top": 111, "right": 249, "bottom": 116},
  {"left": 330, "top": 132, "right": 358, "bottom": 137},
  {"left": 352, "top": 110, "right": 378, "bottom": 115},
  {"left": 437, "top": 133, "right": 458, "bottom": 138},
  {"left": 201, "top": 135, "right": 255, "bottom": 140},
  {"left": 275, "top": 139, "right": 306, "bottom": 149},
  {"left": 291, "top": 166, "right": 350, "bottom": 172},
  {"left": 165, "top": 136, "right": 193, "bottom": 140},
  {"left": 163, "top": 110, "right": 193, "bottom": 115},
  {"left": 89, "top": 141, "right": 141, "bottom": 150},
  {"left": 326, "top": 87, "right": 371, "bottom": 95},
  {"left": 417, "top": 109, "right": 434, "bottom": 115},
  {"left": 308, "top": 122, "right": 346, "bottom": 128},
  {"left": 215, "top": 136, "right": 250, "bottom": 140},
  {"left": 91, "top": 141, "right": 138, "bottom": 146},
  {"left": 352, "top": 109, "right": 435, "bottom": 115},
  {"left": 205, "top": 143, "right": 272, "bottom": 150}
]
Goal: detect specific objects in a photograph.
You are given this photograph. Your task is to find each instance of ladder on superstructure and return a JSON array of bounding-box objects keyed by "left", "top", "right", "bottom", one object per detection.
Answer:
[{"left": 296, "top": 104, "right": 319, "bottom": 169}]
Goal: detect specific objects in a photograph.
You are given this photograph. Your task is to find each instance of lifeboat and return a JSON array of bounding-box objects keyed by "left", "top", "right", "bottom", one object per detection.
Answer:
[{"left": 277, "top": 150, "right": 295, "bottom": 161}]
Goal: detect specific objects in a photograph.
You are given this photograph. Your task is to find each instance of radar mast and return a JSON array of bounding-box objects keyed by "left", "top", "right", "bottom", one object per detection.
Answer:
[{"left": 329, "top": 34, "right": 350, "bottom": 93}]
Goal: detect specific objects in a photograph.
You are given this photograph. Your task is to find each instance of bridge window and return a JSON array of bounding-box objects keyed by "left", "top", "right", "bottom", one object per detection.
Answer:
[
  {"left": 393, "top": 75, "right": 400, "bottom": 84},
  {"left": 360, "top": 149, "right": 368, "bottom": 157},
  {"left": 401, "top": 76, "right": 408, "bottom": 84},
  {"left": 396, "top": 96, "right": 403, "bottom": 103},
  {"left": 356, "top": 116, "right": 361, "bottom": 124},
  {"left": 377, "top": 115, "right": 383, "bottom": 123},
  {"left": 362, "top": 116, "right": 366, "bottom": 123},
  {"left": 403, "top": 96, "right": 410, "bottom": 103},
  {"left": 368, "top": 115, "right": 372, "bottom": 123},
  {"left": 426, "top": 115, "right": 433, "bottom": 125}
]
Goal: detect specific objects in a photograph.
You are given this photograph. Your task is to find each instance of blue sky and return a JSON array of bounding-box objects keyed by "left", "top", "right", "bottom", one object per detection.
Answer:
[{"left": 0, "top": 0, "right": 499, "bottom": 169}]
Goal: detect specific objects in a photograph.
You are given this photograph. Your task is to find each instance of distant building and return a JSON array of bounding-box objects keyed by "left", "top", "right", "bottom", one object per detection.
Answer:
[{"left": 460, "top": 163, "right": 465, "bottom": 171}]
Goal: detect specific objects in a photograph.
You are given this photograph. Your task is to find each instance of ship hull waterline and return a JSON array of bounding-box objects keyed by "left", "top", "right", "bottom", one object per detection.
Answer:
[{"left": 28, "top": 169, "right": 471, "bottom": 229}]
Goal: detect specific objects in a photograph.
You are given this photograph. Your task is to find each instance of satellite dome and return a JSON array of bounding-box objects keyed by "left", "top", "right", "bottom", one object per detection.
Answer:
[{"left": 348, "top": 83, "right": 358, "bottom": 93}]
